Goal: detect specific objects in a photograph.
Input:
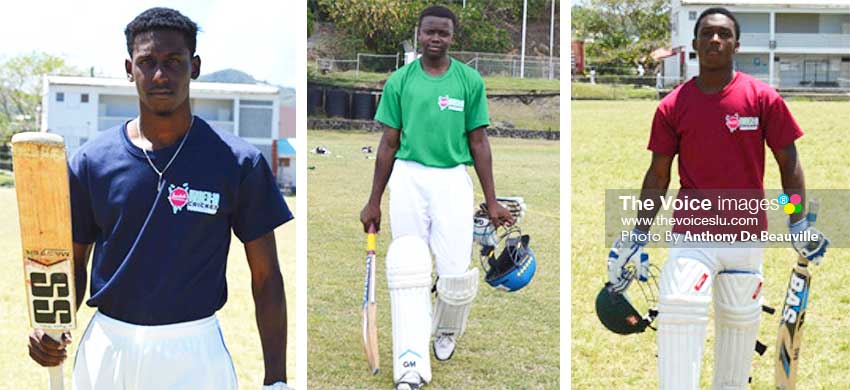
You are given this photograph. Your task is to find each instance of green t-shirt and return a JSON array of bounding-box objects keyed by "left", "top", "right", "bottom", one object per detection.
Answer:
[{"left": 374, "top": 58, "right": 490, "bottom": 168}]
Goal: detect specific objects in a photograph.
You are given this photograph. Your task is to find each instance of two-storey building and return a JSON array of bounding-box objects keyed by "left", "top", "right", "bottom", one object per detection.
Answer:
[{"left": 664, "top": 0, "right": 850, "bottom": 89}]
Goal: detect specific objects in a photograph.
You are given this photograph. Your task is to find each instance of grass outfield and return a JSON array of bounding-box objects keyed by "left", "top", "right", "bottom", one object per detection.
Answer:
[
  {"left": 571, "top": 82, "right": 657, "bottom": 100},
  {"left": 571, "top": 101, "right": 850, "bottom": 389},
  {"left": 0, "top": 189, "right": 296, "bottom": 388},
  {"left": 307, "top": 130, "right": 560, "bottom": 389}
]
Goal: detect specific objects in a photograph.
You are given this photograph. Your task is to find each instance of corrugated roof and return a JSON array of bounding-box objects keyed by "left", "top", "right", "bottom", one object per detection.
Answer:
[
  {"left": 682, "top": 0, "right": 850, "bottom": 8},
  {"left": 46, "top": 76, "right": 279, "bottom": 95}
]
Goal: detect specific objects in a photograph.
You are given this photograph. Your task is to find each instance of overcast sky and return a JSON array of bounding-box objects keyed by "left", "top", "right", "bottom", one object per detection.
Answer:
[{"left": 0, "top": 0, "right": 300, "bottom": 88}]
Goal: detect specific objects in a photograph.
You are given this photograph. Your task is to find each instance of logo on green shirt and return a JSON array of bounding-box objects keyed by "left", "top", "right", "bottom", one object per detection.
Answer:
[{"left": 438, "top": 95, "right": 464, "bottom": 112}]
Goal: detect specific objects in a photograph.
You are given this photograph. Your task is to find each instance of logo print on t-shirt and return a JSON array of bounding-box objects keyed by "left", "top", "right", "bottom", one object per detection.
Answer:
[
  {"left": 725, "top": 113, "right": 759, "bottom": 133},
  {"left": 168, "top": 183, "right": 189, "bottom": 213},
  {"left": 437, "top": 95, "right": 464, "bottom": 112},
  {"left": 167, "top": 182, "right": 220, "bottom": 215}
]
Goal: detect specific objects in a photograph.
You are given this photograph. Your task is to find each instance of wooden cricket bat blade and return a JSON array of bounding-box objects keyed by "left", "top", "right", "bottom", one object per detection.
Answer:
[
  {"left": 11, "top": 132, "right": 77, "bottom": 390},
  {"left": 775, "top": 200, "right": 818, "bottom": 390}
]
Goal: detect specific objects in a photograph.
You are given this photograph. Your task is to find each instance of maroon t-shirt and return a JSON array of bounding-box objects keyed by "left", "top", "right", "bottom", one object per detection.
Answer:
[{"left": 648, "top": 72, "right": 803, "bottom": 234}]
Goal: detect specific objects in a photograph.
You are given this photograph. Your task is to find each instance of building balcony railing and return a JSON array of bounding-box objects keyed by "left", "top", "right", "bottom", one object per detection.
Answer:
[
  {"left": 741, "top": 33, "right": 771, "bottom": 47},
  {"left": 740, "top": 33, "right": 850, "bottom": 50},
  {"left": 776, "top": 33, "right": 850, "bottom": 49}
]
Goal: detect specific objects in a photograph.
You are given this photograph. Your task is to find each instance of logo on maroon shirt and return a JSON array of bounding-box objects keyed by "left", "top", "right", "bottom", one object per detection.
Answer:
[
  {"left": 725, "top": 113, "right": 759, "bottom": 133},
  {"left": 725, "top": 113, "right": 740, "bottom": 132}
]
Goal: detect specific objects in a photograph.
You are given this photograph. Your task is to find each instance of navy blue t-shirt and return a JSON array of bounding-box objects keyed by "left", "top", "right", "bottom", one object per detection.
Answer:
[{"left": 68, "top": 116, "right": 293, "bottom": 325}]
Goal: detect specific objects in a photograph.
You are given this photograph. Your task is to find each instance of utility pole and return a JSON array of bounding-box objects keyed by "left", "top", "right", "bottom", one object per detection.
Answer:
[{"left": 520, "top": 0, "right": 528, "bottom": 79}]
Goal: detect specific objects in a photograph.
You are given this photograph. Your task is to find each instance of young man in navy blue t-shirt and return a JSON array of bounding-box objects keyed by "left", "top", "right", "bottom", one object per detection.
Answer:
[{"left": 26, "top": 8, "right": 293, "bottom": 390}]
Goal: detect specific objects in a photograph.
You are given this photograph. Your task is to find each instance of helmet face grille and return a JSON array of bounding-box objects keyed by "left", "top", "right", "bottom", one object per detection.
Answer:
[{"left": 481, "top": 232, "right": 536, "bottom": 292}]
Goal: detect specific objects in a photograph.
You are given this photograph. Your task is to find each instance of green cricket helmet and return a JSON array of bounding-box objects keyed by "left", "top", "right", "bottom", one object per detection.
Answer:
[
  {"left": 595, "top": 283, "right": 658, "bottom": 334},
  {"left": 596, "top": 262, "right": 659, "bottom": 335}
]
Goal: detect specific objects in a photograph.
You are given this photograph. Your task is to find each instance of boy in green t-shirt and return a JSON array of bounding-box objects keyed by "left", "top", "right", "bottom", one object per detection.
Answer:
[{"left": 359, "top": 5, "right": 513, "bottom": 390}]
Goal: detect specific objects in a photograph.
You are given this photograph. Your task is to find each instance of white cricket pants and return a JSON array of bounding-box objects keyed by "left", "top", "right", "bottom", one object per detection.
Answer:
[
  {"left": 389, "top": 159, "right": 474, "bottom": 276},
  {"left": 73, "top": 311, "right": 238, "bottom": 390}
]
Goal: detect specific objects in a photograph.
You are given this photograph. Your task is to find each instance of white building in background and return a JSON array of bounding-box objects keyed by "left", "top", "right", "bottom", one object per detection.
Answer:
[
  {"left": 41, "top": 76, "right": 281, "bottom": 163},
  {"left": 664, "top": 0, "right": 850, "bottom": 89}
]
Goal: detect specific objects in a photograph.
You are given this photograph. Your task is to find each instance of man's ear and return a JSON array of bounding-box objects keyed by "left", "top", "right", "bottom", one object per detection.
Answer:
[
  {"left": 125, "top": 59, "right": 133, "bottom": 81},
  {"left": 191, "top": 55, "right": 201, "bottom": 79}
]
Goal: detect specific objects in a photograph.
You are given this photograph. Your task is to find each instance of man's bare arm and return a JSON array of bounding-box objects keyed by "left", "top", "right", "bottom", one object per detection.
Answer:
[
  {"left": 360, "top": 126, "right": 401, "bottom": 232},
  {"left": 244, "top": 231, "right": 287, "bottom": 385},
  {"left": 635, "top": 152, "right": 674, "bottom": 232},
  {"left": 772, "top": 142, "right": 806, "bottom": 223},
  {"left": 73, "top": 242, "right": 92, "bottom": 309}
]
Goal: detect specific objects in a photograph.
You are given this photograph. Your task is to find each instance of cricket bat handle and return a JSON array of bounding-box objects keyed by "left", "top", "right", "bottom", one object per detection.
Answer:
[
  {"left": 367, "top": 224, "right": 376, "bottom": 252},
  {"left": 45, "top": 330, "right": 64, "bottom": 390}
]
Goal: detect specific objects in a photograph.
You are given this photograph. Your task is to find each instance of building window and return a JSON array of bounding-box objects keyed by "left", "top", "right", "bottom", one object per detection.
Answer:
[
  {"left": 689, "top": 52, "right": 697, "bottom": 60},
  {"left": 56, "top": 92, "right": 64, "bottom": 102},
  {"left": 672, "top": 12, "right": 679, "bottom": 35},
  {"left": 689, "top": 11, "right": 697, "bottom": 20},
  {"left": 81, "top": 93, "right": 89, "bottom": 103},
  {"left": 239, "top": 100, "right": 274, "bottom": 138}
]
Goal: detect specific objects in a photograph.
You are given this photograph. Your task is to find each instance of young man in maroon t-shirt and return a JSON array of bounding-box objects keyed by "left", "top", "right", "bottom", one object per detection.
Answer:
[{"left": 606, "top": 7, "right": 829, "bottom": 389}]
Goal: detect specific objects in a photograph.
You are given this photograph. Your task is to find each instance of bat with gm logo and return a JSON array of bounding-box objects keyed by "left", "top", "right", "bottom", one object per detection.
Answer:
[
  {"left": 775, "top": 200, "right": 818, "bottom": 390},
  {"left": 12, "top": 132, "right": 77, "bottom": 390}
]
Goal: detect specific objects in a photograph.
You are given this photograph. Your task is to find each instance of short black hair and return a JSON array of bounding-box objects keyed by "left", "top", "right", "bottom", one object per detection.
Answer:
[
  {"left": 419, "top": 5, "right": 458, "bottom": 31},
  {"left": 694, "top": 7, "right": 740, "bottom": 42},
  {"left": 125, "top": 7, "right": 199, "bottom": 57}
]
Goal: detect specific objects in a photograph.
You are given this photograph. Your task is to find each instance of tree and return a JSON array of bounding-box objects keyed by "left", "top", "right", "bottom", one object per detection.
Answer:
[
  {"left": 314, "top": 0, "right": 553, "bottom": 55},
  {"left": 572, "top": 0, "right": 669, "bottom": 74},
  {"left": 0, "top": 52, "right": 82, "bottom": 141}
]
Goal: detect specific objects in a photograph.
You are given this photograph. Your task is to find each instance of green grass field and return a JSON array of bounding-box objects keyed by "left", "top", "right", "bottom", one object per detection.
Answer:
[
  {"left": 571, "top": 82, "right": 658, "bottom": 100},
  {"left": 307, "top": 130, "right": 560, "bottom": 389},
  {"left": 572, "top": 101, "right": 850, "bottom": 389},
  {"left": 0, "top": 189, "right": 296, "bottom": 388}
]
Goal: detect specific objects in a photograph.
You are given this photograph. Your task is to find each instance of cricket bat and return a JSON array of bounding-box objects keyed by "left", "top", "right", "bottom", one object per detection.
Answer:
[
  {"left": 361, "top": 224, "right": 379, "bottom": 375},
  {"left": 11, "top": 132, "right": 77, "bottom": 390},
  {"left": 775, "top": 200, "right": 818, "bottom": 390}
]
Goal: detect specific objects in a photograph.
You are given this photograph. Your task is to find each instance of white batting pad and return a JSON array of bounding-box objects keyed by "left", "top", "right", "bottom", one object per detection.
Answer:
[
  {"left": 657, "top": 256, "right": 713, "bottom": 390},
  {"left": 432, "top": 268, "right": 479, "bottom": 338},
  {"left": 386, "top": 235, "right": 433, "bottom": 384},
  {"left": 712, "top": 271, "right": 763, "bottom": 389}
]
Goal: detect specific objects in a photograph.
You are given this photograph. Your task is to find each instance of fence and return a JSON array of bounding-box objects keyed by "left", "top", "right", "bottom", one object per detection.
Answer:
[
  {"left": 316, "top": 53, "right": 401, "bottom": 78},
  {"left": 316, "top": 51, "right": 561, "bottom": 80},
  {"left": 451, "top": 51, "right": 560, "bottom": 79},
  {"left": 571, "top": 75, "right": 676, "bottom": 100}
]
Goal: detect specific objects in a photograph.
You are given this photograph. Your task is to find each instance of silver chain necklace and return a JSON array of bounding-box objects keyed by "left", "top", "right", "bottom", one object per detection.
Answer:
[{"left": 137, "top": 116, "right": 194, "bottom": 192}]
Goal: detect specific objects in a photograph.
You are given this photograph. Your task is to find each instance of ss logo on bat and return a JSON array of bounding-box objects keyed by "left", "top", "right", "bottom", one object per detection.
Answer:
[{"left": 30, "top": 272, "right": 73, "bottom": 325}]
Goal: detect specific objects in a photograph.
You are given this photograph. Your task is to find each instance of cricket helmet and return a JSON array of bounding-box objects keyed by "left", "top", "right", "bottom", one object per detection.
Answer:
[
  {"left": 479, "top": 228, "right": 536, "bottom": 292},
  {"left": 595, "top": 265, "right": 659, "bottom": 335}
]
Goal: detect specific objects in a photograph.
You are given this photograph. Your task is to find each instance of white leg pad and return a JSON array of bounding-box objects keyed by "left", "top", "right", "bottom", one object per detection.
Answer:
[
  {"left": 386, "top": 235, "right": 433, "bottom": 384},
  {"left": 712, "top": 271, "right": 763, "bottom": 390},
  {"left": 657, "top": 257, "right": 713, "bottom": 390},
  {"left": 432, "top": 268, "right": 479, "bottom": 338}
]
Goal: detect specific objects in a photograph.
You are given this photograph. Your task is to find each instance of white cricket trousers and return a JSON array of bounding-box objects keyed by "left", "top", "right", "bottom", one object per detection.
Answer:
[
  {"left": 73, "top": 311, "right": 238, "bottom": 390},
  {"left": 389, "top": 159, "right": 474, "bottom": 276}
]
